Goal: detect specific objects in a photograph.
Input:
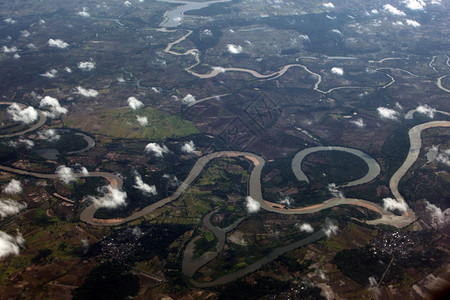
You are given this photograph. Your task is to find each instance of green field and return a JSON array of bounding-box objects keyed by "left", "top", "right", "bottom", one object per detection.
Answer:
[{"left": 63, "top": 107, "right": 199, "bottom": 140}]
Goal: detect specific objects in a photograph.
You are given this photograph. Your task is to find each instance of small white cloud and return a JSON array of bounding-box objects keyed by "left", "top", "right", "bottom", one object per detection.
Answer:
[
  {"left": 383, "top": 4, "right": 406, "bottom": 16},
  {"left": 2, "top": 46, "right": 18, "bottom": 53},
  {"left": 76, "top": 86, "right": 99, "bottom": 97},
  {"left": 0, "top": 199, "right": 27, "bottom": 219},
  {"left": 3, "top": 179, "right": 22, "bottom": 195},
  {"left": 127, "top": 96, "right": 144, "bottom": 110},
  {"left": 331, "top": 67, "right": 344, "bottom": 76},
  {"left": 296, "top": 223, "right": 314, "bottom": 233},
  {"left": 40, "top": 69, "right": 57, "bottom": 78},
  {"left": 331, "top": 29, "right": 342, "bottom": 35},
  {"left": 245, "top": 196, "right": 260, "bottom": 213},
  {"left": 78, "top": 8, "right": 91, "bottom": 17},
  {"left": 403, "top": 0, "right": 425, "bottom": 10},
  {"left": 328, "top": 183, "right": 344, "bottom": 198},
  {"left": 323, "top": 218, "right": 338, "bottom": 237},
  {"left": 181, "top": 141, "right": 196, "bottom": 154},
  {"left": 39, "top": 96, "right": 68, "bottom": 119},
  {"left": 38, "top": 129, "right": 60, "bottom": 142},
  {"left": 0, "top": 230, "right": 24, "bottom": 259},
  {"left": 323, "top": 2, "right": 335, "bottom": 9},
  {"left": 424, "top": 200, "right": 446, "bottom": 226},
  {"left": 393, "top": 21, "right": 404, "bottom": 26},
  {"left": 26, "top": 43, "right": 36, "bottom": 49},
  {"left": 20, "top": 30, "right": 30, "bottom": 38},
  {"left": 382, "top": 197, "right": 407, "bottom": 213},
  {"left": 350, "top": 118, "right": 365, "bottom": 128},
  {"left": 377, "top": 107, "right": 398, "bottom": 120},
  {"left": 78, "top": 61, "right": 96, "bottom": 71},
  {"left": 212, "top": 66, "right": 226, "bottom": 73},
  {"left": 79, "top": 167, "right": 89, "bottom": 176},
  {"left": 299, "top": 34, "right": 310, "bottom": 41},
  {"left": 279, "top": 196, "right": 293, "bottom": 207},
  {"left": 182, "top": 94, "right": 196, "bottom": 105},
  {"left": 39, "top": 19, "right": 46, "bottom": 25},
  {"left": 144, "top": 143, "right": 169, "bottom": 157},
  {"left": 48, "top": 39, "right": 69, "bottom": 49},
  {"left": 4, "top": 18, "right": 16, "bottom": 24},
  {"left": 124, "top": 1, "right": 132, "bottom": 7},
  {"left": 56, "top": 165, "right": 76, "bottom": 185},
  {"left": 227, "top": 44, "right": 243, "bottom": 54},
  {"left": 7, "top": 103, "right": 38, "bottom": 124},
  {"left": 90, "top": 185, "right": 127, "bottom": 209},
  {"left": 136, "top": 115, "right": 148, "bottom": 126},
  {"left": 16, "top": 138, "right": 34, "bottom": 149},
  {"left": 133, "top": 174, "right": 157, "bottom": 196},
  {"left": 65, "top": 67, "right": 72, "bottom": 73},
  {"left": 406, "top": 19, "right": 421, "bottom": 27},
  {"left": 13, "top": 53, "right": 20, "bottom": 59},
  {"left": 371, "top": 9, "right": 379, "bottom": 14},
  {"left": 416, "top": 104, "right": 436, "bottom": 118}
]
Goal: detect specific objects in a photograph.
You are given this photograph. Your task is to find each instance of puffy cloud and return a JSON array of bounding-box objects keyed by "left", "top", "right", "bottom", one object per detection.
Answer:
[
  {"left": 79, "top": 166, "right": 89, "bottom": 176},
  {"left": 245, "top": 196, "right": 260, "bottom": 213},
  {"left": 4, "top": 18, "right": 16, "bottom": 24},
  {"left": 382, "top": 197, "right": 408, "bottom": 213},
  {"left": 416, "top": 104, "right": 436, "bottom": 118},
  {"left": 403, "top": 0, "right": 425, "bottom": 10},
  {"left": 9, "top": 138, "right": 34, "bottom": 149},
  {"left": 323, "top": 2, "right": 335, "bottom": 9},
  {"left": 393, "top": 21, "right": 404, "bottom": 26},
  {"left": 26, "top": 43, "right": 36, "bottom": 49},
  {"left": 299, "top": 34, "right": 310, "bottom": 41},
  {"left": 328, "top": 183, "right": 344, "bottom": 198},
  {"left": 38, "top": 129, "right": 60, "bottom": 142},
  {"left": 7, "top": 103, "right": 38, "bottom": 124},
  {"left": 295, "top": 223, "right": 314, "bottom": 233},
  {"left": 78, "top": 61, "right": 96, "bottom": 71},
  {"left": 90, "top": 185, "right": 127, "bottom": 209},
  {"left": 3, "top": 179, "right": 22, "bottom": 195},
  {"left": 144, "top": 143, "right": 169, "bottom": 157},
  {"left": 424, "top": 200, "right": 446, "bottom": 226},
  {"left": 40, "top": 69, "right": 57, "bottom": 78},
  {"left": 56, "top": 165, "right": 76, "bottom": 184},
  {"left": 39, "top": 19, "right": 46, "bottom": 25},
  {"left": 64, "top": 67, "right": 72, "bottom": 73},
  {"left": 39, "top": 96, "right": 67, "bottom": 118},
  {"left": 75, "top": 86, "right": 99, "bottom": 97},
  {"left": 127, "top": 96, "right": 144, "bottom": 110},
  {"left": 133, "top": 174, "right": 157, "bottom": 196},
  {"left": 406, "top": 19, "right": 421, "bottom": 27},
  {"left": 436, "top": 150, "right": 450, "bottom": 166},
  {"left": 0, "top": 230, "right": 24, "bottom": 259},
  {"left": 181, "top": 141, "right": 196, "bottom": 154},
  {"left": 13, "top": 53, "right": 20, "bottom": 59},
  {"left": 136, "top": 115, "right": 148, "bottom": 126},
  {"left": 78, "top": 8, "right": 90, "bottom": 17},
  {"left": 163, "top": 174, "right": 179, "bottom": 187},
  {"left": 212, "top": 66, "right": 226, "bottom": 73},
  {"left": 48, "top": 39, "right": 68, "bottom": 49},
  {"left": 377, "top": 107, "right": 399, "bottom": 120},
  {"left": 279, "top": 196, "right": 293, "bottom": 207},
  {"left": 0, "top": 199, "right": 27, "bottom": 219},
  {"left": 20, "top": 30, "right": 30, "bottom": 38},
  {"left": 323, "top": 218, "right": 338, "bottom": 237},
  {"left": 350, "top": 118, "right": 365, "bottom": 128},
  {"left": 331, "top": 29, "right": 342, "bottom": 35},
  {"left": 2, "top": 46, "right": 18, "bottom": 53},
  {"left": 182, "top": 94, "right": 196, "bottom": 105},
  {"left": 124, "top": 1, "right": 132, "bottom": 7},
  {"left": 227, "top": 44, "right": 243, "bottom": 54},
  {"left": 331, "top": 67, "right": 344, "bottom": 76},
  {"left": 383, "top": 4, "right": 406, "bottom": 16}
]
